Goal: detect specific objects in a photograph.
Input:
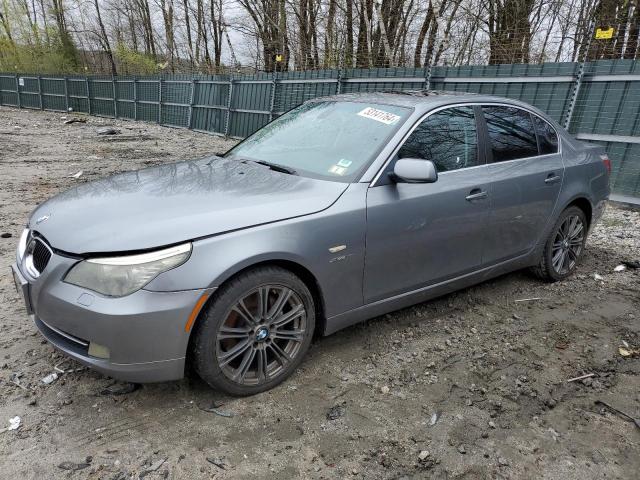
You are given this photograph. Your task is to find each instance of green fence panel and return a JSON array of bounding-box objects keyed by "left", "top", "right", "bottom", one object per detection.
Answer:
[
  {"left": 191, "top": 81, "right": 228, "bottom": 133},
  {"left": 1, "top": 60, "right": 639, "bottom": 199},
  {"left": 0, "top": 75, "right": 18, "bottom": 106}
]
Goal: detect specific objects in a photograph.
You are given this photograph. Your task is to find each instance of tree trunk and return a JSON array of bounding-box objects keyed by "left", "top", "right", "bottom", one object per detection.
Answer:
[
  {"left": 345, "top": 0, "right": 354, "bottom": 67},
  {"left": 414, "top": 0, "right": 435, "bottom": 68},
  {"left": 93, "top": 0, "right": 117, "bottom": 75},
  {"left": 183, "top": 0, "right": 194, "bottom": 64},
  {"left": 324, "top": 0, "right": 337, "bottom": 67}
]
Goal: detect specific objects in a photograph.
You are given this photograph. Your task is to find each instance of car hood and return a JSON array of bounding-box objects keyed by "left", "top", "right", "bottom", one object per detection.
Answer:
[{"left": 29, "top": 157, "right": 348, "bottom": 254}]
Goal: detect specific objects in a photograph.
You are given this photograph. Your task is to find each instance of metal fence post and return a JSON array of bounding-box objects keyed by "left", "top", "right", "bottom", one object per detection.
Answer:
[
  {"left": 112, "top": 76, "right": 118, "bottom": 118},
  {"left": 187, "top": 79, "right": 195, "bottom": 129},
  {"left": 86, "top": 77, "right": 92, "bottom": 115},
  {"left": 224, "top": 79, "right": 234, "bottom": 136},
  {"left": 15, "top": 74, "right": 21, "bottom": 108},
  {"left": 564, "top": 20, "right": 595, "bottom": 130},
  {"left": 269, "top": 75, "right": 277, "bottom": 121},
  {"left": 158, "top": 78, "right": 163, "bottom": 124},
  {"left": 424, "top": 64, "right": 433, "bottom": 91},
  {"left": 133, "top": 77, "right": 138, "bottom": 120},
  {"left": 63, "top": 76, "right": 69, "bottom": 112},
  {"left": 37, "top": 75, "right": 43, "bottom": 109}
]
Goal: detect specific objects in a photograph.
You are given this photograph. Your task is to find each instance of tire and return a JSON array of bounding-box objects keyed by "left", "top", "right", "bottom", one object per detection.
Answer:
[
  {"left": 191, "top": 266, "right": 315, "bottom": 396},
  {"left": 531, "top": 206, "right": 588, "bottom": 282}
]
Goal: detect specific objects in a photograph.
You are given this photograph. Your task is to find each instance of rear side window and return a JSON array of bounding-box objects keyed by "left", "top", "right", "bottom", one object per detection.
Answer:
[
  {"left": 533, "top": 115, "right": 559, "bottom": 155},
  {"left": 397, "top": 106, "right": 479, "bottom": 172},
  {"left": 482, "top": 106, "right": 538, "bottom": 162}
]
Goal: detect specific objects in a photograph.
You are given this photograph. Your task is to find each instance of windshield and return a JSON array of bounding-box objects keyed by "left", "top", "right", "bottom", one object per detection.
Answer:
[{"left": 225, "top": 101, "right": 411, "bottom": 182}]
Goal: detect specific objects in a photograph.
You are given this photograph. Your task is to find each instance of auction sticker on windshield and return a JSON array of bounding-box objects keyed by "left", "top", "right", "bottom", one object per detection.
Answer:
[{"left": 357, "top": 107, "right": 401, "bottom": 125}]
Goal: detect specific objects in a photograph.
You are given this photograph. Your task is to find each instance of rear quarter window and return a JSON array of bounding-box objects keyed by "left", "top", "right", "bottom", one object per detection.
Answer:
[
  {"left": 533, "top": 115, "right": 559, "bottom": 155},
  {"left": 482, "top": 106, "right": 539, "bottom": 162}
]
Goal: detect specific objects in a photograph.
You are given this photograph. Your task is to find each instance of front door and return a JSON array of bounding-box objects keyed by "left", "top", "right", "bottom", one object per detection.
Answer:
[{"left": 364, "top": 105, "right": 491, "bottom": 303}]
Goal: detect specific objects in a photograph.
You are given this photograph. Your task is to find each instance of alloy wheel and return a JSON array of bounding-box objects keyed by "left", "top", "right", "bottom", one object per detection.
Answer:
[
  {"left": 551, "top": 214, "right": 584, "bottom": 275},
  {"left": 215, "top": 284, "right": 307, "bottom": 386}
]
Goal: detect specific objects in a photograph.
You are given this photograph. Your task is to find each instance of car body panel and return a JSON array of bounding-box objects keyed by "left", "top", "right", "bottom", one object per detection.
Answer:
[
  {"left": 483, "top": 153, "right": 565, "bottom": 264},
  {"left": 146, "top": 183, "right": 368, "bottom": 318},
  {"left": 14, "top": 92, "right": 610, "bottom": 383},
  {"left": 29, "top": 157, "right": 348, "bottom": 254},
  {"left": 364, "top": 165, "right": 491, "bottom": 303}
]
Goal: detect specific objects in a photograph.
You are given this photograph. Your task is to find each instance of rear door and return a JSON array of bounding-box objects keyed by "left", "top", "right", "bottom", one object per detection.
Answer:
[
  {"left": 364, "top": 105, "right": 491, "bottom": 303},
  {"left": 480, "top": 105, "right": 564, "bottom": 265}
]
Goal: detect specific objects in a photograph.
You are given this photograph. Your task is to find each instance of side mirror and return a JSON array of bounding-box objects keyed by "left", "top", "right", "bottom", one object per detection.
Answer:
[{"left": 391, "top": 158, "right": 438, "bottom": 183}]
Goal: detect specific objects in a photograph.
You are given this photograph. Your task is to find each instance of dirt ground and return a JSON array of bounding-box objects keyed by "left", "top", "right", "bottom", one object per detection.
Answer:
[{"left": 0, "top": 106, "right": 639, "bottom": 480}]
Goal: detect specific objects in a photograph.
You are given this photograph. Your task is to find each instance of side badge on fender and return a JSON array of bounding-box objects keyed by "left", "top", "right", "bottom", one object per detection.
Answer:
[{"left": 35, "top": 214, "right": 51, "bottom": 225}]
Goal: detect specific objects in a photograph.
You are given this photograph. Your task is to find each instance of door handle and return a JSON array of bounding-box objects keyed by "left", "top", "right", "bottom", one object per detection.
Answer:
[
  {"left": 545, "top": 174, "right": 561, "bottom": 184},
  {"left": 465, "top": 189, "right": 488, "bottom": 201}
]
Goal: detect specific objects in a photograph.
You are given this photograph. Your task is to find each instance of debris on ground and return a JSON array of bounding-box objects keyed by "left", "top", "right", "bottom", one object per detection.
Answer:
[
  {"left": 69, "top": 170, "right": 83, "bottom": 179},
  {"left": 595, "top": 401, "right": 640, "bottom": 430},
  {"left": 197, "top": 403, "right": 234, "bottom": 418},
  {"left": 594, "top": 273, "right": 604, "bottom": 281},
  {"left": 619, "top": 345, "right": 640, "bottom": 358},
  {"left": 206, "top": 456, "right": 226, "bottom": 469},
  {"left": 41, "top": 372, "right": 58, "bottom": 385},
  {"left": 622, "top": 260, "right": 640, "bottom": 269},
  {"left": 57, "top": 459, "right": 91, "bottom": 471},
  {"left": 428, "top": 411, "right": 440, "bottom": 427},
  {"left": 326, "top": 403, "right": 346, "bottom": 420},
  {"left": 139, "top": 457, "right": 167, "bottom": 478},
  {"left": 100, "top": 382, "right": 140, "bottom": 396},
  {"left": 0, "top": 416, "right": 21, "bottom": 433},
  {"left": 614, "top": 264, "right": 626, "bottom": 272},
  {"left": 1, "top": 232, "right": 12, "bottom": 238},
  {"left": 567, "top": 373, "right": 596, "bottom": 383},
  {"left": 97, "top": 127, "right": 121, "bottom": 135},
  {"left": 9, "top": 372, "right": 29, "bottom": 391},
  {"left": 64, "top": 118, "right": 87, "bottom": 125}
]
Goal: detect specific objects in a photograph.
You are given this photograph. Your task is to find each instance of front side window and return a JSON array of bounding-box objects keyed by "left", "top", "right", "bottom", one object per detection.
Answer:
[
  {"left": 397, "top": 106, "right": 479, "bottom": 172},
  {"left": 482, "top": 106, "right": 538, "bottom": 162},
  {"left": 533, "top": 115, "right": 559, "bottom": 155},
  {"left": 225, "top": 101, "right": 411, "bottom": 182}
]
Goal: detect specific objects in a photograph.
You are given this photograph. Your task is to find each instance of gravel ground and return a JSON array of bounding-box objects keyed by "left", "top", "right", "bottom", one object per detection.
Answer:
[{"left": 0, "top": 106, "right": 639, "bottom": 480}]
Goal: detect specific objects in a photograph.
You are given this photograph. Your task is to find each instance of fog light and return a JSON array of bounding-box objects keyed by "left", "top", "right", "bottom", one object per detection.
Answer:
[{"left": 88, "top": 342, "right": 110, "bottom": 359}]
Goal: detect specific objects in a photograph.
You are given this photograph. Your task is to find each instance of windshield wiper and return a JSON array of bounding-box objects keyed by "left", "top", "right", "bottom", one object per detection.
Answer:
[{"left": 247, "top": 159, "right": 297, "bottom": 175}]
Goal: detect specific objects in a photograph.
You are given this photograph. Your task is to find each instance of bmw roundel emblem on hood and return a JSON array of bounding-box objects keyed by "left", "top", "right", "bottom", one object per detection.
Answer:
[{"left": 35, "top": 214, "right": 51, "bottom": 225}]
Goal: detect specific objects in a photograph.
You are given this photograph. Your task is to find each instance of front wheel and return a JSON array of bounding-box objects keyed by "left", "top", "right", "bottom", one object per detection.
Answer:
[
  {"left": 531, "top": 206, "right": 588, "bottom": 282},
  {"left": 191, "top": 266, "right": 315, "bottom": 396}
]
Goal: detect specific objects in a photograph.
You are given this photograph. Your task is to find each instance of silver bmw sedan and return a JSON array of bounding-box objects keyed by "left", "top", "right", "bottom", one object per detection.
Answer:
[{"left": 11, "top": 92, "right": 610, "bottom": 395}]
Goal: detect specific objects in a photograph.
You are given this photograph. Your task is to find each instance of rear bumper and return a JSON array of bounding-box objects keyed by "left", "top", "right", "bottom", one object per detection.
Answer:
[{"left": 12, "top": 261, "right": 212, "bottom": 383}]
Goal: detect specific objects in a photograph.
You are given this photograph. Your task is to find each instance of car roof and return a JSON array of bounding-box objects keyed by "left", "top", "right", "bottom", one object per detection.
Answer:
[{"left": 308, "top": 90, "right": 543, "bottom": 115}]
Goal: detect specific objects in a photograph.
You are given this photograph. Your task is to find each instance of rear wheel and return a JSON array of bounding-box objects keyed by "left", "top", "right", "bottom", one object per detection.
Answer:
[
  {"left": 191, "top": 266, "right": 315, "bottom": 396},
  {"left": 531, "top": 206, "right": 587, "bottom": 282}
]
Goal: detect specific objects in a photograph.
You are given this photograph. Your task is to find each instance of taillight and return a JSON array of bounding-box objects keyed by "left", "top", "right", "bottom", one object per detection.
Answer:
[{"left": 600, "top": 154, "right": 611, "bottom": 174}]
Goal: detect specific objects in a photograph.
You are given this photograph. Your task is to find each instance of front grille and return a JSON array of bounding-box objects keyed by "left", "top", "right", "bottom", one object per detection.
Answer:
[{"left": 30, "top": 238, "right": 52, "bottom": 273}]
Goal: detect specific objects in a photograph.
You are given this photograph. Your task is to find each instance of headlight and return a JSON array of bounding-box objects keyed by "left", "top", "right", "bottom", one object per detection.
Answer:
[
  {"left": 64, "top": 243, "right": 192, "bottom": 297},
  {"left": 17, "top": 228, "right": 30, "bottom": 261}
]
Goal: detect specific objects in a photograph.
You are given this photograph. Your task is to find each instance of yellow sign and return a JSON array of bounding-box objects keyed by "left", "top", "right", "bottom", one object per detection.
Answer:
[
  {"left": 595, "top": 27, "right": 614, "bottom": 39},
  {"left": 275, "top": 54, "right": 283, "bottom": 62}
]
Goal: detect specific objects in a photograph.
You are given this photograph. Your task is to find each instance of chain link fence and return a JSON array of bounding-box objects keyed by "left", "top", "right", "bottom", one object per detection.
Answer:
[{"left": 1, "top": 59, "right": 639, "bottom": 200}]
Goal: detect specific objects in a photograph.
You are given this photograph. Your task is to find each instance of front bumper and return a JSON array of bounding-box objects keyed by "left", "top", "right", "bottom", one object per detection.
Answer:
[{"left": 12, "top": 256, "right": 212, "bottom": 383}]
